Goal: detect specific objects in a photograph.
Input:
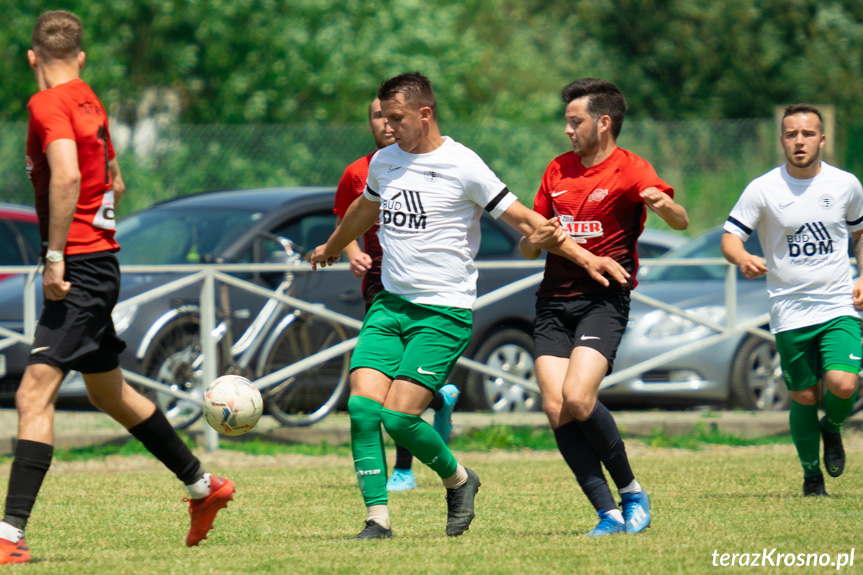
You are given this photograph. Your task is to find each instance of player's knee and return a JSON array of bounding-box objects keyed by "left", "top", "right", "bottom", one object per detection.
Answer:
[
  {"left": 380, "top": 409, "right": 419, "bottom": 445},
  {"left": 791, "top": 388, "right": 818, "bottom": 406},
  {"left": 826, "top": 374, "right": 859, "bottom": 399},
  {"left": 563, "top": 394, "right": 596, "bottom": 422},
  {"left": 348, "top": 395, "right": 383, "bottom": 433}
]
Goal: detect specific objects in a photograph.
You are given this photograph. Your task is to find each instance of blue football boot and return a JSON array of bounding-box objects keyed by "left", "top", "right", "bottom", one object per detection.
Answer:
[
  {"left": 620, "top": 490, "right": 651, "bottom": 533},
  {"left": 585, "top": 510, "right": 625, "bottom": 537}
]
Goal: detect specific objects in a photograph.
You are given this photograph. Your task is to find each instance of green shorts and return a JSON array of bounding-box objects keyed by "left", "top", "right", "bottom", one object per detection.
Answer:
[
  {"left": 775, "top": 315, "right": 862, "bottom": 391},
  {"left": 350, "top": 291, "right": 473, "bottom": 392}
]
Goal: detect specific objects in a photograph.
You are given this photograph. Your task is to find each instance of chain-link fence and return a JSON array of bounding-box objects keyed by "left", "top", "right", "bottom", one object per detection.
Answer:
[{"left": 1, "top": 118, "right": 782, "bottom": 233}]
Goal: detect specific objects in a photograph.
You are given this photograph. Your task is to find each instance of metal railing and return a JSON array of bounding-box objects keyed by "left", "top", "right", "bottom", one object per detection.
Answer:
[{"left": 0, "top": 258, "right": 771, "bottom": 449}]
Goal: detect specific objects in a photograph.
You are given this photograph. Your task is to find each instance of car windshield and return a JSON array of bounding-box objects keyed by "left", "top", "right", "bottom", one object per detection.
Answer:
[
  {"left": 116, "top": 207, "right": 264, "bottom": 264},
  {"left": 640, "top": 228, "right": 764, "bottom": 282}
]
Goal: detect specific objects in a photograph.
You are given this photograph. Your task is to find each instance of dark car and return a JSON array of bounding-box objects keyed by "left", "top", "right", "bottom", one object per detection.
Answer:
[
  {"left": 0, "top": 189, "right": 685, "bottom": 419},
  {"left": 0, "top": 203, "right": 40, "bottom": 283}
]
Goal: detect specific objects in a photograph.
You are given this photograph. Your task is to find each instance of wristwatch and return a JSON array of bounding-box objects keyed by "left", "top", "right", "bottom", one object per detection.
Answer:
[{"left": 45, "top": 250, "right": 64, "bottom": 263}]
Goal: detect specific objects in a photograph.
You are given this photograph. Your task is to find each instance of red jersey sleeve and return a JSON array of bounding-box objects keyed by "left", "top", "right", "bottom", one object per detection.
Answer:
[
  {"left": 621, "top": 154, "right": 674, "bottom": 202},
  {"left": 533, "top": 161, "right": 559, "bottom": 218},
  {"left": 334, "top": 153, "right": 373, "bottom": 218},
  {"left": 28, "top": 91, "right": 76, "bottom": 152}
]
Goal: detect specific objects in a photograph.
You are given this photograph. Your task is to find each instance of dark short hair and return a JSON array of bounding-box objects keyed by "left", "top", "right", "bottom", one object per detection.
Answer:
[
  {"left": 782, "top": 104, "right": 823, "bottom": 131},
  {"left": 32, "top": 11, "right": 82, "bottom": 60},
  {"left": 561, "top": 78, "right": 627, "bottom": 139},
  {"left": 377, "top": 72, "right": 437, "bottom": 118}
]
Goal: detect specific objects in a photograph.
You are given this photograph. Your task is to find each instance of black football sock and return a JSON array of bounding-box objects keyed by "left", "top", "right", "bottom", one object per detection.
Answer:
[
  {"left": 554, "top": 421, "right": 616, "bottom": 511},
  {"left": 428, "top": 390, "right": 445, "bottom": 412},
  {"left": 393, "top": 442, "right": 413, "bottom": 471},
  {"left": 4, "top": 439, "right": 54, "bottom": 529},
  {"left": 128, "top": 409, "right": 203, "bottom": 484},
  {"left": 576, "top": 402, "right": 635, "bottom": 490}
]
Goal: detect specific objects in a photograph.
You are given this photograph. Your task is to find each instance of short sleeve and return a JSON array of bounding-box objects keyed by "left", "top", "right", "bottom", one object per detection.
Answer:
[
  {"left": 461, "top": 155, "right": 509, "bottom": 216},
  {"left": 533, "top": 163, "right": 557, "bottom": 219},
  {"left": 28, "top": 92, "right": 76, "bottom": 152},
  {"left": 621, "top": 154, "right": 673, "bottom": 202},
  {"left": 724, "top": 182, "right": 763, "bottom": 240},
  {"left": 846, "top": 175, "right": 863, "bottom": 232}
]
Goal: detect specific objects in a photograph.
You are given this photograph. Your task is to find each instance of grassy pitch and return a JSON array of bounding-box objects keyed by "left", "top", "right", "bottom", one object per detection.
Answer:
[{"left": 11, "top": 437, "right": 863, "bottom": 574}]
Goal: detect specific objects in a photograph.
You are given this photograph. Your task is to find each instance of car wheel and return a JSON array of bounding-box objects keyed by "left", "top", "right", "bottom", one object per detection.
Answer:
[
  {"left": 730, "top": 335, "right": 790, "bottom": 410},
  {"left": 464, "top": 328, "right": 540, "bottom": 412},
  {"left": 140, "top": 318, "right": 205, "bottom": 429}
]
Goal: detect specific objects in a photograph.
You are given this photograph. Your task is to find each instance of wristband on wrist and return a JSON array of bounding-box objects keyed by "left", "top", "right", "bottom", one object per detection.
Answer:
[{"left": 45, "top": 250, "right": 64, "bottom": 263}]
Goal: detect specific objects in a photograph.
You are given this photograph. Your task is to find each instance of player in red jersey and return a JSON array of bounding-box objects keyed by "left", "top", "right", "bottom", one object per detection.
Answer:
[
  {"left": 333, "top": 97, "right": 460, "bottom": 493},
  {"left": 0, "top": 12, "right": 233, "bottom": 565},
  {"left": 521, "top": 78, "right": 688, "bottom": 537}
]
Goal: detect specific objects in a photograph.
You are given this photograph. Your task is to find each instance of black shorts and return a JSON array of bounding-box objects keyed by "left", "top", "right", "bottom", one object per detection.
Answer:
[
  {"left": 533, "top": 291, "right": 630, "bottom": 373},
  {"left": 28, "top": 252, "right": 127, "bottom": 374}
]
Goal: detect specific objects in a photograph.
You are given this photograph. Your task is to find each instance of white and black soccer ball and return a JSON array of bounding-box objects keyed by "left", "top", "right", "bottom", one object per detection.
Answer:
[{"left": 202, "top": 375, "right": 263, "bottom": 436}]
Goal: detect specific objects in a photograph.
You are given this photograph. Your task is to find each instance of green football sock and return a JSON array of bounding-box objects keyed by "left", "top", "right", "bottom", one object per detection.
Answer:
[
  {"left": 821, "top": 390, "right": 857, "bottom": 434},
  {"left": 789, "top": 400, "right": 821, "bottom": 478},
  {"left": 348, "top": 395, "right": 388, "bottom": 507},
  {"left": 381, "top": 408, "right": 458, "bottom": 479}
]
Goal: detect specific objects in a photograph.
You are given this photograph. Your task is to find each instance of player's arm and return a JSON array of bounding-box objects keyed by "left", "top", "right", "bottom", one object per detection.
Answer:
[
  {"left": 311, "top": 195, "right": 379, "bottom": 270},
  {"left": 109, "top": 157, "right": 125, "bottom": 205},
  {"left": 44, "top": 138, "right": 80, "bottom": 300},
  {"left": 500, "top": 201, "right": 629, "bottom": 287},
  {"left": 852, "top": 230, "right": 863, "bottom": 310},
  {"left": 337, "top": 216, "right": 372, "bottom": 278},
  {"left": 640, "top": 187, "right": 689, "bottom": 230},
  {"left": 720, "top": 232, "right": 767, "bottom": 280}
]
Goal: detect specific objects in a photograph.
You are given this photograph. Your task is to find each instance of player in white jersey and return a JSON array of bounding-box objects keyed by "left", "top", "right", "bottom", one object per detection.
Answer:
[
  {"left": 311, "top": 72, "right": 629, "bottom": 539},
  {"left": 722, "top": 104, "right": 863, "bottom": 497}
]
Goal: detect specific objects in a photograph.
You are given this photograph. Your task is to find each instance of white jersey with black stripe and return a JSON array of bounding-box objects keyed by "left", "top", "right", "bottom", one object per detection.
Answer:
[
  {"left": 724, "top": 162, "right": 863, "bottom": 333},
  {"left": 364, "top": 136, "right": 516, "bottom": 308}
]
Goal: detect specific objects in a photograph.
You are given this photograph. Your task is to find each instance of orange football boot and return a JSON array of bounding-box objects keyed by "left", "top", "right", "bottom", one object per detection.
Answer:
[
  {"left": 0, "top": 537, "right": 29, "bottom": 564},
  {"left": 185, "top": 476, "right": 235, "bottom": 546}
]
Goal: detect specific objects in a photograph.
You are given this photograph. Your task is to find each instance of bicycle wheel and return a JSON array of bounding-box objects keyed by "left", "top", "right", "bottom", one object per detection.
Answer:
[
  {"left": 140, "top": 317, "right": 205, "bottom": 429},
  {"left": 259, "top": 311, "right": 350, "bottom": 426}
]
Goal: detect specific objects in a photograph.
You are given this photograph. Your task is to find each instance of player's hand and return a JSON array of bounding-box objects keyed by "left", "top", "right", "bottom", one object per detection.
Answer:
[
  {"left": 738, "top": 254, "right": 767, "bottom": 280},
  {"left": 310, "top": 244, "right": 340, "bottom": 271},
  {"left": 853, "top": 276, "right": 863, "bottom": 310},
  {"left": 640, "top": 188, "right": 673, "bottom": 211},
  {"left": 524, "top": 217, "right": 566, "bottom": 252},
  {"left": 584, "top": 253, "right": 630, "bottom": 287},
  {"left": 43, "top": 260, "right": 71, "bottom": 301},
  {"left": 349, "top": 252, "right": 373, "bottom": 278}
]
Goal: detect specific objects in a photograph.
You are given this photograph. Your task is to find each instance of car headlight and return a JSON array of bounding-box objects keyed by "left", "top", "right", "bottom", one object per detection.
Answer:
[
  {"left": 111, "top": 304, "right": 138, "bottom": 335},
  {"left": 645, "top": 305, "right": 726, "bottom": 338}
]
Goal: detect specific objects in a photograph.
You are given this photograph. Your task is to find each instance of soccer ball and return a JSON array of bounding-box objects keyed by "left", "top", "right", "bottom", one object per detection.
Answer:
[{"left": 202, "top": 375, "right": 263, "bottom": 436}]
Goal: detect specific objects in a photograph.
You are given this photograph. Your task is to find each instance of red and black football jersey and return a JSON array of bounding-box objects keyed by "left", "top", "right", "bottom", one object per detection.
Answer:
[
  {"left": 533, "top": 147, "right": 673, "bottom": 297},
  {"left": 26, "top": 78, "right": 119, "bottom": 255},
  {"left": 333, "top": 151, "right": 383, "bottom": 303}
]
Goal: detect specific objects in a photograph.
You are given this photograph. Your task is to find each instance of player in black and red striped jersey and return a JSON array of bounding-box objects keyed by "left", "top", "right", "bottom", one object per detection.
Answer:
[
  {"left": 520, "top": 79, "right": 688, "bottom": 537},
  {"left": 0, "top": 11, "right": 233, "bottom": 564}
]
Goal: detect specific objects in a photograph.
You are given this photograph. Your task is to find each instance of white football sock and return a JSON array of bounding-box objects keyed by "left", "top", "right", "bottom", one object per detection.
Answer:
[
  {"left": 186, "top": 472, "right": 212, "bottom": 499},
  {"left": 606, "top": 508, "right": 624, "bottom": 524},
  {"left": 442, "top": 465, "right": 468, "bottom": 489},
  {"left": 0, "top": 522, "right": 23, "bottom": 544},
  {"left": 618, "top": 479, "right": 643, "bottom": 495},
  {"left": 367, "top": 505, "right": 390, "bottom": 529}
]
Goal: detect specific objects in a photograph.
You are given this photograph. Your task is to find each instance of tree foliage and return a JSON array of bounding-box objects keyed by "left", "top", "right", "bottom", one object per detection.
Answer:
[{"left": 2, "top": 0, "right": 861, "bottom": 125}]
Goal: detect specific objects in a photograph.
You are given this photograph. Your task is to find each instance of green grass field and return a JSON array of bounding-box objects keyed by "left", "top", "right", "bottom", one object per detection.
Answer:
[{"left": 9, "top": 430, "right": 863, "bottom": 574}]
